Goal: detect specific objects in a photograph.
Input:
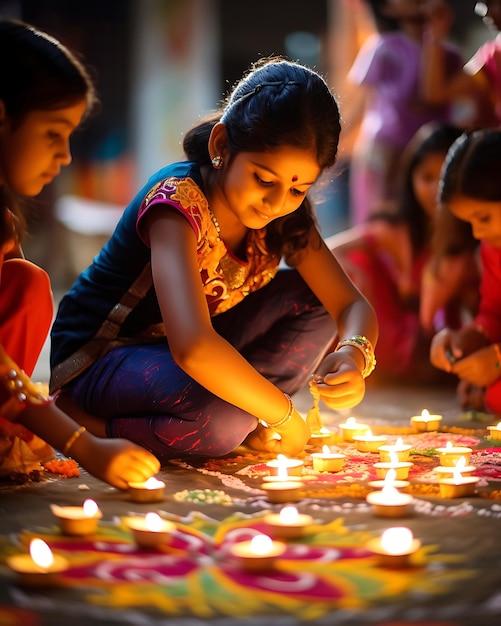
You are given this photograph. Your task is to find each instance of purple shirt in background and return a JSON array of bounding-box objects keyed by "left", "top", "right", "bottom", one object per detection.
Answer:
[{"left": 349, "top": 32, "right": 463, "bottom": 149}]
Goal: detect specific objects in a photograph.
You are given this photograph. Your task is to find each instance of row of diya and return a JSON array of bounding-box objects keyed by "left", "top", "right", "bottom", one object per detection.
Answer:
[
  {"left": 260, "top": 408, "right": 494, "bottom": 510},
  {"left": 6, "top": 498, "right": 421, "bottom": 586},
  {"left": 7, "top": 411, "right": 501, "bottom": 586}
]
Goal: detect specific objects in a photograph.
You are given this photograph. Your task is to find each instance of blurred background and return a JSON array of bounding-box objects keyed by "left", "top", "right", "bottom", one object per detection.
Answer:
[{"left": 0, "top": 0, "right": 488, "bottom": 289}]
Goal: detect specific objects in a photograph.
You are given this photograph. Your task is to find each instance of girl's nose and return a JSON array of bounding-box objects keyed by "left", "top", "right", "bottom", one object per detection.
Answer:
[
  {"left": 58, "top": 139, "right": 72, "bottom": 166},
  {"left": 263, "top": 188, "right": 287, "bottom": 214}
]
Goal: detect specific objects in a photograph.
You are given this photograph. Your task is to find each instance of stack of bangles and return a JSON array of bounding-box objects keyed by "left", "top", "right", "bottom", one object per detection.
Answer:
[
  {"left": 266, "top": 393, "right": 294, "bottom": 431},
  {"left": 335, "top": 335, "right": 376, "bottom": 378}
]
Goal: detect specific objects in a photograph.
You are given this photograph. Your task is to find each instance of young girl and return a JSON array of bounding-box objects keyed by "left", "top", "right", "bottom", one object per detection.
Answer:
[
  {"left": 0, "top": 19, "right": 160, "bottom": 488},
  {"left": 327, "top": 122, "right": 478, "bottom": 382},
  {"left": 422, "top": 0, "right": 501, "bottom": 129},
  {"left": 50, "top": 57, "right": 378, "bottom": 461},
  {"left": 430, "top": 128, "right": 501, "bottom": 414},
  {"left": 348, "top": 0, "right": 463, "bottom": 224}
]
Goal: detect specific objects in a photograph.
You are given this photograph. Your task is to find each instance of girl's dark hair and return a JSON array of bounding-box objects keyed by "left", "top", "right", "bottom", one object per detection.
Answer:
[
  {"left": 428, "top": 129, "right": 500, "bottom": 266},
  {"left": 183, "top": 57, "right": 341, "bottom": 261},
  {"left": 0, "top": 19, "right": 97, "bottom": 123},
  {"left": 440, "top": 128, "right": 501, "bottom": 204},
  {"left": 363, "top": 0, "right": 400, "bottom": 32},
  {"left": 0, "top": 19, "right": 97, "bottom": 248},
  {"left": 368, "top": 122, "right": 463, "bottom": 255},
  {"left": 398, "top": 122, "right": 463, "bottom": 255}
]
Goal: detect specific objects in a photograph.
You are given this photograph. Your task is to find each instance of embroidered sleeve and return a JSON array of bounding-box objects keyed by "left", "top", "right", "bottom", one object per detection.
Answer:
[{"left": 136, "top": 177, "right": 210, "bottom": 246}]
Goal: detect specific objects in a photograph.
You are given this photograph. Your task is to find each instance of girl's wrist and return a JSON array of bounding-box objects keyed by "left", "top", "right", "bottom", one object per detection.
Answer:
[
  {"left": 263, "top": 393, "right": 295, "bottom": 431},
  {"left": 63, "top": 428, "right": 95, "bottom": 461},
  {"left": 335, "top": 335, "right": 376, "bottom": 378}
]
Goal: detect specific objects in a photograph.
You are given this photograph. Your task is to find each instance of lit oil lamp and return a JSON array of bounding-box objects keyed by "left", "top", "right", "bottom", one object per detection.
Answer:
[
  {"left": 439, "top": 462, "right": 480, "bottom": 498},
  {"left": 308, "top": 426, "right": 335, "bottom": 447},
  {"left": 436, "top": 441, "right": 472, "bottom": 467},
  {"left": 7, "top": 538, "right": 68, "bottom": 587},
  {"left": 128, "top": 476, "right": 166, "bottom": 503},
  {"left": 264, "top": 505, "right": 313, "bottom": 540},
  {"left": 339, "top": 416, "right": 369, "bottom": 442},
  {"left": 260, "top": 478, "right": 304, "bottom": 503},
  {"left": 266, "top": 454, "right": 304, "bottom": 477},
  {"left": 50, "top": 498, "right": 102, "bottom": 536},
  {"left": 368, "top": 467, "right": 410, "bottom": 490},
  {"left": 230, "top": 533, "right": 286, "bottom": 572},
  {"left": 378, "top": 437, "right": 411, "bottom": 463},
  {"left": 410, "top": 409, "right": 442, "bottom": 432},
  {"left": 124, "top": 512, "right": 176, "bottom": 548},
  {"left": 487, "top": 421, "right": 501, "bottom": 441},
  {"left": 434, "top": 455, "right": 476, "bottom": 479},
  {"left": 366, "top": 527, "right": 421, "bottom": 568},
  {"left": 311, "top": 445, "right": 345, "bottom": 472},
  {"left": 373, "top": 450, "right": 413, "bottom": 480},
  {"left": 261, "top": 463, "right": 305, "bottom": 484},
  {"left": 353, "top": 428, "right": 387, "bottom": 453},
  {"left": 366, "top": 483, "right": 413, "bottom": 518}
]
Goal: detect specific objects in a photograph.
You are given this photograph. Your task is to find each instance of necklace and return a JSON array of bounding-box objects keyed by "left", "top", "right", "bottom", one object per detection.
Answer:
[{"left": 208, "top": 207, "right": 221, "bottom": 242}]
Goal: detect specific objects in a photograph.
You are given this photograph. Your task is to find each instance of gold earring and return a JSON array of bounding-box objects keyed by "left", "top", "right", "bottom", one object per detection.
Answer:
[{"left": 211, "top": 155, "right": 223, "bottom": 169}]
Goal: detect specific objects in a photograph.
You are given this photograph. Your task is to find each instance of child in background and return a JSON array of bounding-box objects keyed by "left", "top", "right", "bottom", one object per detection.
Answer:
[
  {"left": 348, "top": 0, "right": 463, "bottom": 225},
  {"left": 422, "top": 0, "right": 501, "bottom": 128},
  {"left": 327, "top": 122, "right": 478, "bottom": 383},
  {"left": 50, "top": 57, "right": 378, "bottom": 462},
  {"left": 0, "top": 19, "right": 160, "bottom": 488},
  {"left": 430, "top": 129, "right": 501, "bottom": 414}
]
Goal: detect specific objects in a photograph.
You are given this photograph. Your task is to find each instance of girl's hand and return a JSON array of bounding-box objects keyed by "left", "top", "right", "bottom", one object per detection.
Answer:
[
  {"left": 430, "top": 326, "right": 490, "bottom": 372},
  {"left": 313, "top": 352, "right": 365, "bottom": 410},
  {"left": 457, "top": 379, "right": 486, "bottom": 411},
  {"left": 75, "top": 436, "right": 161, "bottom": 490},
  {"left": 245, "top": 409, "right": 310, "bottom": 457},
  {"left": 451, "top": 345, "right": 501, "bottom": 388},
  {"left": 429, "top": 327, "right": 456, "bottom": 371}
]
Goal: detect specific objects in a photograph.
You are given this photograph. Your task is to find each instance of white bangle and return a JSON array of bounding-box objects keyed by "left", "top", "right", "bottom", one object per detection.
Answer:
[{"left": 335, "top": 335, "right": 376, "bottom": 378}]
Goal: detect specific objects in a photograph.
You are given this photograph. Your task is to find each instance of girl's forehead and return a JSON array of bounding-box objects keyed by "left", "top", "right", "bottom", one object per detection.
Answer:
[{"left": 246, "top": 146, "right": 321, "bottom": 184}]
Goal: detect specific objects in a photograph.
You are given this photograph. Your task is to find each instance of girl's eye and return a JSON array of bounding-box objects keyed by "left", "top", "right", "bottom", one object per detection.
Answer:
[
  {"left": 478, "top": 215, "right": 490, "bottom": 224},
  {"left": 255, "top": 174, "right": 273, "bottom": 186},
  {"left": 48, "top": 131, "right": 62, "bottom": 141},
  {"left": 291, "top": 187, "right": 306, "bottom": 197}
]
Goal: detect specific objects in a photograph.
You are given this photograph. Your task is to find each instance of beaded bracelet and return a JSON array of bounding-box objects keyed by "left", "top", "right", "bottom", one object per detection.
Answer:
[
  {"left": 335, "top": 335, "right": 376, "bottom": 378},
  {"left": 63, "top": 426, "right": 87, "bottom": 457},
  {"left": 267, "top": 393, "right": 294, "bottom": 431}
]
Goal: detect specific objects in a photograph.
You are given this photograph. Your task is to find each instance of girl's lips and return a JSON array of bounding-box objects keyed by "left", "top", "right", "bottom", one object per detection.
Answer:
[{"left": 254, "top": 207, "right": 270, "bottom": 221}]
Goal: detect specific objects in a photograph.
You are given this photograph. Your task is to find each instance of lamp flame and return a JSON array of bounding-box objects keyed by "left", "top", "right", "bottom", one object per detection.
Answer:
[
  {"left": 380, "top": 527, "right": 414, "bottom": 555},
  {"left": 144, "top": 477, "right": 164, "bottom": 490},
  {"left": 145, "top": 512, "right": 163, "bottom": 531},
  {"left": 83, "top": 499, "right": 98, "bottom": 517},
  {"left": 29, "top": 538, "right": 54, "bottom": 570},
  {"left": 249, "top": 534, "right": 273, "bottom": 555},
  {"left": 383, "top": 468, "right": 397, "bottom": 485},
  {"left": 279, "top": 506, "right": 299, "bottom": 524}
]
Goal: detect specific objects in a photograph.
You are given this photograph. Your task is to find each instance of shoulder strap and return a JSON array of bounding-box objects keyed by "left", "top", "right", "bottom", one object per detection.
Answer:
[{"left": 50, "top": 263, "right": 153, "bottom": 392}]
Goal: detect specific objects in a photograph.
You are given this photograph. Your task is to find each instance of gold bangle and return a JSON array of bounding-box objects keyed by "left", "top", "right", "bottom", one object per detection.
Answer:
[
  {"left": 335, "top": 335, "right": 376, "bottom": 378},
  {"left": 267, "top": 393, "right": 294, "bottom": 431},
  {"left": 494, "top": 344, "right": 501, "bottom": 370},
  {"left": 63, "top": 426, "right": 86, "bottom": 457}
]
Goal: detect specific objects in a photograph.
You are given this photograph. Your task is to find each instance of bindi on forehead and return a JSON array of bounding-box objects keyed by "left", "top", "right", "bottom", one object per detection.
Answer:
[{"left": 291, "top": 175, "right": 298, "bottom": 183}]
